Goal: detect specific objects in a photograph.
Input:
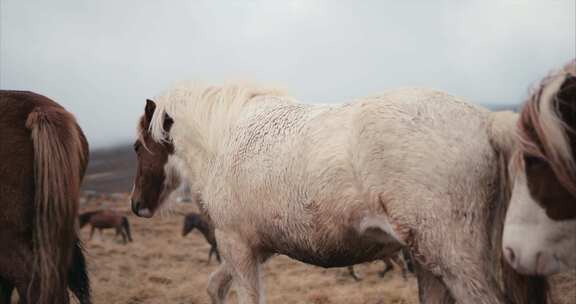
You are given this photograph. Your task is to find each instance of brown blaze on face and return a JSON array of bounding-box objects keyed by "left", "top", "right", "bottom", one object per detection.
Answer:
[{"left": 131, "top": 99, "right": 176, "bottom": 218}]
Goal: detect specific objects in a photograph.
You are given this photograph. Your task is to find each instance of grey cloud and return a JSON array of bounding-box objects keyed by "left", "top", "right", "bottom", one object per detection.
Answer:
[{"left": 1, "top": 0, "right": 574, "bottom": 147}]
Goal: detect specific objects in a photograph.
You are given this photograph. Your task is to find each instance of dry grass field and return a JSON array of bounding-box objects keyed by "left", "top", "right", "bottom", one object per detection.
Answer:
[
  {"left": 8, "top": 193, "right": 574, "bottom": 304},
  {"left": 78, "top": 195, "right": 419, "bottom": 304}
]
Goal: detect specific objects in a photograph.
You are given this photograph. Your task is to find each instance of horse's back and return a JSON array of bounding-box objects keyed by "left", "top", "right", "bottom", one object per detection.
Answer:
[
  {"left": 90, "top": 211, "right": 124, "bottom": 228},
  {"left": 223, "top": 87, "right": 493, "bottom": 204}
]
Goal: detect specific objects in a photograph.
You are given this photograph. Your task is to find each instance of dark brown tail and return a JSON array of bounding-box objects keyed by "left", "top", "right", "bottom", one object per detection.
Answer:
[
  {"left": 26, "top": 107, "right": 88, "bottom": 303},
  {"left": 68, "top": 239, "right": 91, "bottom": 304}
]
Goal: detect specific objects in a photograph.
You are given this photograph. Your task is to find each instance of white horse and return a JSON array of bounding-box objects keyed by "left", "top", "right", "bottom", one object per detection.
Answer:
[
  {"left": 130, "top": 84, "right": 545, "bottom": 304},
  {"left": 503, "top": 60, "right": 576, "bottom": 275}
]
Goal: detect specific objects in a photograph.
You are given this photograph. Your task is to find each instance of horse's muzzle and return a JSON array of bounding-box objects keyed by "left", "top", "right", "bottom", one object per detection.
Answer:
[{"left": 131, "top": 200, "right": 153, "bottom": 218}]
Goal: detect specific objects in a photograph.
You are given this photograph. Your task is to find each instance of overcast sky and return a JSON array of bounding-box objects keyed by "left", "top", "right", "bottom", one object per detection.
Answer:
[{"left": 1, "top": 0, "right": 574, "bottom": 148}]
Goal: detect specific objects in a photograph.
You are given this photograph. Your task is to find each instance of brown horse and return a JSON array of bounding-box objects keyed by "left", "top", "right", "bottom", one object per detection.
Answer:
[
  {"left": 0, "top": 91, "right": 91, "bottom": 304},
  {"left": 79, "top": 210, "right": 133, "bottom": 244},
  {"left": 182, "top": 212, "right": 221, "bottom": 263}
]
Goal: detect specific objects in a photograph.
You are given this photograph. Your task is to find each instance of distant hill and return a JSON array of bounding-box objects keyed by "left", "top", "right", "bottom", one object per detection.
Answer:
[
  {"left": 82, "top": 144, "right": 136, "bottom": 194},
  {"left": 487, "top": 104, "right": 519, "bottom": 112}
]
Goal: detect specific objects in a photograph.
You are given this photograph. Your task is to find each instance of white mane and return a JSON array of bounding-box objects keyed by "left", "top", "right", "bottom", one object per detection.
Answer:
[{"left": 148, "top": 83, "right": 287, "bottom": 158}]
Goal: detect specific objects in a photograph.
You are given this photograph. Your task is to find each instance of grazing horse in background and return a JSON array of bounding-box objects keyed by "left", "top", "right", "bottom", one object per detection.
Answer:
[
  {"left": 130, "top": 84, "right": 546, "bottom": 304},
  {"left": 182, "top": 212, "right": 221, "bottom": 263},
  {"left": 79, "top": 210, "right": 133, "bottom": 244},
  {"left": 503, "top": 60, "right": 576, "bottom": 275},
  {"left": 0, "top": 91, "right": 91, "bottom": 304},
  {"left": 347, "top": 248, "right": 414, "bottom": 281}
]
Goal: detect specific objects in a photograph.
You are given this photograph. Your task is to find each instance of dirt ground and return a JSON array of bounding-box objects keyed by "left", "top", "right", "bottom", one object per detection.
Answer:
[{"left": 79, "top": 197, "right": 419, "bottom": 304}]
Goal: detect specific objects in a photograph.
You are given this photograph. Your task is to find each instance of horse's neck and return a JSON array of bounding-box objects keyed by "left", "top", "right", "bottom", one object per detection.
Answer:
[{"left": 173, "top": 96, "right": 294, "bottom": 185}]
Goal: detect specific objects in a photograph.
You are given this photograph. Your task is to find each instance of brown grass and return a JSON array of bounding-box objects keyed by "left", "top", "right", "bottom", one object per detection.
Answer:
[{"left": 79, "top": 195, "right": 419, "bottom": 304}]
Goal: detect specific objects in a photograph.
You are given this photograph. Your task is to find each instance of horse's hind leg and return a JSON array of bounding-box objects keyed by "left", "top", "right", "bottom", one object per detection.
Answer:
[
  {"left": 216, "top": 231, "right": 263, "bottom": 304},
  {"left": 347, "top": 266, "right": 361, "bottom": 281},
  {"left": 0, "top": 277, "right": 13, "bottom": 304},
  {"left": 208, "top": 247, "right": 214, "bottom": 264},
  {"left": 207, "top": 262, "right": 233, "bottom": 304},
  {"left": 117, "top": 227, "right": 127, "bottom": 244},
  {"left": 89, "top": 226, "right": 95, "bottom": 241},
  {"left": 378, "top": 258, "right": 394, "bottom": 278},
  {"left": 214, "top": 247, "right": 222, "bottom": 263}
]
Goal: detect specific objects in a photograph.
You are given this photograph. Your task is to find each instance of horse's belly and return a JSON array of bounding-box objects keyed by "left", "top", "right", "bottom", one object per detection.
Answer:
[
  {"left": 262, "top": 225, "right": 395, "bottom": 268},
  {"left": 279, "top": 244, "right": 389, "bottom": 268}
]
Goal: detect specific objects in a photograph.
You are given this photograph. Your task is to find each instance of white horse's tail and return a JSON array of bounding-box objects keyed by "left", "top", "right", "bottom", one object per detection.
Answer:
[{"left": 488, "top": 111, "right": 518, "bottom": 159}]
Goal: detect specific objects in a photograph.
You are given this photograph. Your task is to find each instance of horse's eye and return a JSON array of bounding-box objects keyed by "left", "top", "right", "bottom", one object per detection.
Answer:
[
  {"left": 134, "top": 142, "right": 141, "bottom": 152},
  {"left": 524, "top": 154, "right": 545, "bottom": 168}
]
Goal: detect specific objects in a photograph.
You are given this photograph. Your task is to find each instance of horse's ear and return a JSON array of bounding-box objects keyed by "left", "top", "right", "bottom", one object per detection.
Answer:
[
  {"left": 358, "top": 215, "right": 405, "bottom": 247},
  {"left": 163, "top": 112, "right": 174, "bottom": 132},
  {"left": 145, "top": 99, "right": 156, "bottom": 122}
]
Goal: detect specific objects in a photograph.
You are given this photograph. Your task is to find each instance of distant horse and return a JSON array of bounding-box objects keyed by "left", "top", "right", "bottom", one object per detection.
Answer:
[
  {"left": 130, "top": 84, "right": 546, "bottom": 304},
  {"left": 0, "top": 91, "right": 91, "bottom": 304},
  {"left": 503, "top": 60, "right": 576, "bottom": 275},
  {"left": 79, "top": 210, "right": 132, "bottom": 244},
  {"left": 182, "top": 212, "right": 221, "bottom": 263},
  {"left": 347, "top": 248, "right": 413, "bottom": 281}
]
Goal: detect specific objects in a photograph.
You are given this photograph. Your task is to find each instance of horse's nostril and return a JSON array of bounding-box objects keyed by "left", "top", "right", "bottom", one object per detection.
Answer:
[{"left": 504, "top": 247, "right": 516, "bottom": 265}]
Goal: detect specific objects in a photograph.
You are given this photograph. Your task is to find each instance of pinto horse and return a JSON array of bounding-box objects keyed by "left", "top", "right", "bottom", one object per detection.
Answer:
[
  {"left": 503, "top": 60, "right": 576, "bottom": 275},
  {"left": 182, "top": 212, "right": 221, "bottom": 263},
  {"left": 79, "top": 210, "right": 133, "bottom": 244},
  {"left": 130, "top": 84, "right": 546, "bottom": 304},
  {"left": 0, "top": 91, "right": 91, "bottom": 304}
]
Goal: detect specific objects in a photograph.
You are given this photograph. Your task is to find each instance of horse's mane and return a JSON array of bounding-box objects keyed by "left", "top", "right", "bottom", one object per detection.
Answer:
[
  {"left": 517, "top": 60, "right": 576, "bottom": 195},
  {"left": 148, "top": 83, "right": 287, "bottom": 157}
]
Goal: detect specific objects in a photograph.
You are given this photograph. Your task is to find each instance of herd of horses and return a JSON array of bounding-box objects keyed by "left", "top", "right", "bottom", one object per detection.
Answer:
[{"left": 0, "top": 60, "right": 574, "bottom": 303}]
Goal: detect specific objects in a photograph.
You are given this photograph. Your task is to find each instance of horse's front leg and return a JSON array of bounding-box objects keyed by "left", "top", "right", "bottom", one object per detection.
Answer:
[
  {"left": 216, "top": 230, "right": 263, "bottom": 304},
  {"left": 414, "top": 263, "right": 455, "bottom": 304},
  {"left": 89, "top": 226, "right": 95, "bottom": 240},
  {"left": 207, "top": 261, "right": 233, "bottom": 304},
  {"left": 207, "top": 247, "right": 214, "bottom": 264},
  {"left": 116, "top": 227, "right": 127, "bottom": 244},
  {"left": 347, "top": 266, "right": 361, "bottom": 281},
  {"left": 378, "top": 258, "right": 394, "bottom": 278}
]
